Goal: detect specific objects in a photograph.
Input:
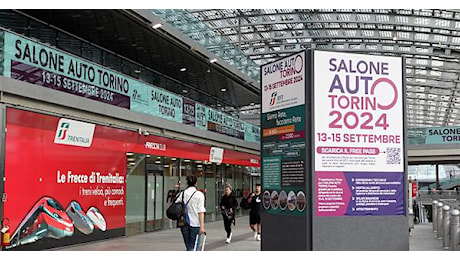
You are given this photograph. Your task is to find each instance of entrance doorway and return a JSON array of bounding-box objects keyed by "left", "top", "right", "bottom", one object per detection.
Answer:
[{"left": 125, "top": 153, "right": 164, "bottom": 235}]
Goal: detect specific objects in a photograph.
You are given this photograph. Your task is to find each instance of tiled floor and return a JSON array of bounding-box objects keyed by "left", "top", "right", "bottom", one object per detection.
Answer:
[{"left": 47, "top": 216, "right": 445, "bottom": 251}]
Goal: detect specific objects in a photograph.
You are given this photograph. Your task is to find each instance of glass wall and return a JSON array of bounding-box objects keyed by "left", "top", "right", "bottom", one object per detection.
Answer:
[
  {"left": 124, "top": 152, "right": 259, "bottom": 235},
  {"left": 146, "top": 155, "right": 163, "bottom": 232},
  {"left": 163, "top": 157, "right": 179, "bottom": 229},
  {"left": 126, "top": 153, "right": 146, "bottom": 235}
]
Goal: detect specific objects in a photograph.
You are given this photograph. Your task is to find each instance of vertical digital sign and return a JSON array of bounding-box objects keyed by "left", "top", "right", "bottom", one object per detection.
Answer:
[
  {"left": 261, "top": 51, "right": 307, "bottom": 216},
  {"left": 313, "top": 50, "right": 405, "bottom": 217}
]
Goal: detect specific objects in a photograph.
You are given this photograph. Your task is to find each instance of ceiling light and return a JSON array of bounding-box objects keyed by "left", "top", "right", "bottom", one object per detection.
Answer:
[
  {"left": 134, "top": 70, "right": 141, "bottom": 74},
  {"left": 128, "top": 158, "right": 135, "bottom": 162},
  {"left": 182, "top": 89, "right": 188, "bottom": 93},
  {"left": 210, "top": 58, "right": 217, "bottom": 63},
  {"left": 152, "top": 23, "right": 162, "bottom": 29},
  {"left": 172, "top": 158, "right": 177, "bottom": 161},
  {"left": 126, "top": 152, "right": 134, "bottom": 156},
  {"left": 221, "top": 88, "right": 227, "bottom": 92},
  {"left": 180, "top": 68, "right": 187, "bottom": 72}
]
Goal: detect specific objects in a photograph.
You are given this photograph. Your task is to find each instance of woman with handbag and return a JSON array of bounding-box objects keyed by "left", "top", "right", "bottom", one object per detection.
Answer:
[{"left": 220, "top": 184, "right": 238, "bottom": 244}]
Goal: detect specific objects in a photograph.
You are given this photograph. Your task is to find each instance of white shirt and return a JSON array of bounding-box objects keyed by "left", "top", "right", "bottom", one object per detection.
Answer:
[{"left": 175, "top": 186, "right": 206, "bottom": 227}]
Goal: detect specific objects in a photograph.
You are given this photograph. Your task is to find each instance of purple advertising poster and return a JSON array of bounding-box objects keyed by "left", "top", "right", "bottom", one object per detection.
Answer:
[
  {"left": 313, "top": 50, "right": 404, "bottom": 217},
  {"left": 316, "top": 171, "right": 404, "bottom": 216},
  {"left": 10, "top": 61, "right": 130, "bottom": 109},
  {"left": 182, "top": 97, "right": 196, "bottom": 125}
]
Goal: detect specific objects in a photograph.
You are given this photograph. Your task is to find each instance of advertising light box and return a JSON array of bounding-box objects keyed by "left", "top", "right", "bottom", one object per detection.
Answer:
[
  {"left": 313, "top": 50, "right": 405, "bottom": 217},
  {"left": 261, "top": 51, "right": 307, "bottom": 216}
]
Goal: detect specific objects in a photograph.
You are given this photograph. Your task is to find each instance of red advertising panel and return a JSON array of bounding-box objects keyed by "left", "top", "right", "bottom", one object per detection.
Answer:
[
  {"left": 4, "top": 108, "right": 127, "bottom": 250},
  {"left": 3, "top": 107, "right": 260, "bottom": 250},
  {"left": 412, "top": 182, "right": 418, "bottom": 198}
]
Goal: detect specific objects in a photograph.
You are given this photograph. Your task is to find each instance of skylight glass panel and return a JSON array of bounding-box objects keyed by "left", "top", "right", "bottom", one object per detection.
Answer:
[
  {"left": 338, "top": 14, "right": 351, "bottom": 21},
  {"left": 264, "top": 9, "right": 276, "bottom": 14},
  {"left": 415, "top": 33, "right": 429, "bottom": 41},
  {"left": 378, "top": 25, "right": 393, "bottom": 31},
  {"left": 327, "top": 30, "right": 339, "bottom": 36},
  {"left": 344, "top": 30, "right": 357, "bottom": 36},
  {"left": 382, "top": 45, "right": 394, "bottom": 51},
  {"left": 260, "top": 32, "right": 270, "bottom": 38},
  {"left": 379, "top": 31, "right": 392, "bottom": 37},
  {"left": 435, "top": 19, "right": 450, "bottom": 27},
  {"left": 415, "top": 17, "right": 430, "bottom": 25},
  {"left": 432, "top": 60, "right": 444, "bottom": 67},
  {"left": 434, "top": 35, "right": 448, "bottom": 42},
  {"left": 395, "top": 16, "right": 409, "bottom": 23},
  {"left": 416, "top": 59, "right": 428, "bottom": 65},
  {"left": 362, "top": 30, "right": 374, "bottom": 37},
  {"left": 398, "top": 32, "right": 410, "bottom": 39},
  {"left": 319, "top": 14, "right": 332, "bottom": 20},
  {"left": 399, "top": 46, "right": 411, "bottom": 52},
  {"left": 376, "top": 15, "right": 390, "bottom": 22},
  {"left": 357, "top": 14, "right": 370, "bottom": 21}
]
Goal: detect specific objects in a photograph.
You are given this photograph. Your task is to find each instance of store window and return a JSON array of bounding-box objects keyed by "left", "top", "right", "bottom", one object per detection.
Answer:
[
  {"left": 163, "top": 157, "right": 179, "bottom": 229},
  {"left": 145, "top": 155, "right": 163, "bottom": 231},
  {"left": 126, "top": 153, "right": 146, "bottom": 235},
  {"left": 205, "top": 163, "right": 217, "bottom": 221}
]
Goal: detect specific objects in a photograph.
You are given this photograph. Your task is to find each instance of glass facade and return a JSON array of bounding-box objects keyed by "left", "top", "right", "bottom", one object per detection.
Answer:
[{"left": 125, "top": 153, "right": 260, "bottom": 235}]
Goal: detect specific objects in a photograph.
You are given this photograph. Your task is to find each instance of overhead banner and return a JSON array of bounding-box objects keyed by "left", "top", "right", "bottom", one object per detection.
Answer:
[
  {"left": 313, "top": 50, "right": 405, "bottom": 216},
  {"left": 1, "top": 32, "right": 260, "bottom": 143},
  {"left": 425, "top": 126, "right": 460, "bottom": 144},
  {"left": 261, "top": 51, "right": 307, "bottom": 216}
]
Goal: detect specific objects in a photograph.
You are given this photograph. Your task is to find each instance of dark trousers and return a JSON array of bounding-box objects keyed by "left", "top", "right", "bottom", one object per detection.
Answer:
[
  {"left": 223, "top": 217, "right": 233, "bottom": 238},
  {"left": 180, "top": 224, "right": 201, "bottom": 251}
]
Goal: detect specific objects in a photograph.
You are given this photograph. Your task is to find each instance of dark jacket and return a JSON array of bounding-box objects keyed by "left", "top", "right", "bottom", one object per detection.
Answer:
[{"left": 220, "top": 193, "right": 238, "bottom": 210}]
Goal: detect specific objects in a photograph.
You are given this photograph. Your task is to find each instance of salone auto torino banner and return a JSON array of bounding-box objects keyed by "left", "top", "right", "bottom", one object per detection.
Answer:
[
  {"left": 3, "top": 107, "right": 260, "bottom": 250},
  {"left": 313, "top": 50, "right": 405, "bottom": 217}
]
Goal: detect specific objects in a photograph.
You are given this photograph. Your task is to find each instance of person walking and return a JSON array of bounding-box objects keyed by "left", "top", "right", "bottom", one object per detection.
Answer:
[
  {"left": 248, "top": 183, "right": 262, "bottom": 241},
  {"left": 175, "top": 175, "right": 206, "bottom": 251},
  {"left": 220, "top": 184, "right": 238, "bottom": 244}
]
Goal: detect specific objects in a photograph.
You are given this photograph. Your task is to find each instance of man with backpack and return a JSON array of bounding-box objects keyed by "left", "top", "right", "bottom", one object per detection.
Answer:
[{"left": 174, "top": 175, "right": 206, "bottom": 251}]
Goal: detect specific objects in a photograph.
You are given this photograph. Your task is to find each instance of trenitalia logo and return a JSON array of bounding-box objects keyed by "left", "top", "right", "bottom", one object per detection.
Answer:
[
  {"left": 54, "top": 119, "right": 95, "bottom": 147},
  {"left": 57, "top": 122, "right": 70, "bottom": 140},
  {"left": 270, "top": 92, "right": 277, "bottom": 106}
]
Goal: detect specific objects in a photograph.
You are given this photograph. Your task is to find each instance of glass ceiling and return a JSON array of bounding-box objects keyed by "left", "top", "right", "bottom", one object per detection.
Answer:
[{"left": 152, "top": 9, "right": 460, "bottom": 129}]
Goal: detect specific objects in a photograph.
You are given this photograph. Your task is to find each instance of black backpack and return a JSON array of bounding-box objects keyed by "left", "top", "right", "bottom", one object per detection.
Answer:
[
  {"left": 166, "top": 191, "right": 185, "bottom": 220},
  {"left": 240, "top": 197, "right": 250, "bottom": 210}
]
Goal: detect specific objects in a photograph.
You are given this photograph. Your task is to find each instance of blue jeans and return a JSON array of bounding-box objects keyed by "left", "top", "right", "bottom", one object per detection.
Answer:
[{"left": 180, "top": 224, "right": 201, "bottom": 251}]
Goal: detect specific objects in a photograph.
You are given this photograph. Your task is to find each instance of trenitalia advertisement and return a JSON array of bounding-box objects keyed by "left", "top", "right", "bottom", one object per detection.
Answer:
[
  {"left": 313, "top": 50, "right": 405, "bottom": 217},
  {"left": 3, "top": 108, "right": 260, "bottom": 250},
  {"left": 4, "top": 108, "right": 127, "bottom": 250}
]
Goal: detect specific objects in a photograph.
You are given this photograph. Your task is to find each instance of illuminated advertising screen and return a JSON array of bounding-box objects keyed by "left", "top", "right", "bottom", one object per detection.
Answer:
[{"left": 313, "top": 50, "right": 405, "bottom": 216}]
